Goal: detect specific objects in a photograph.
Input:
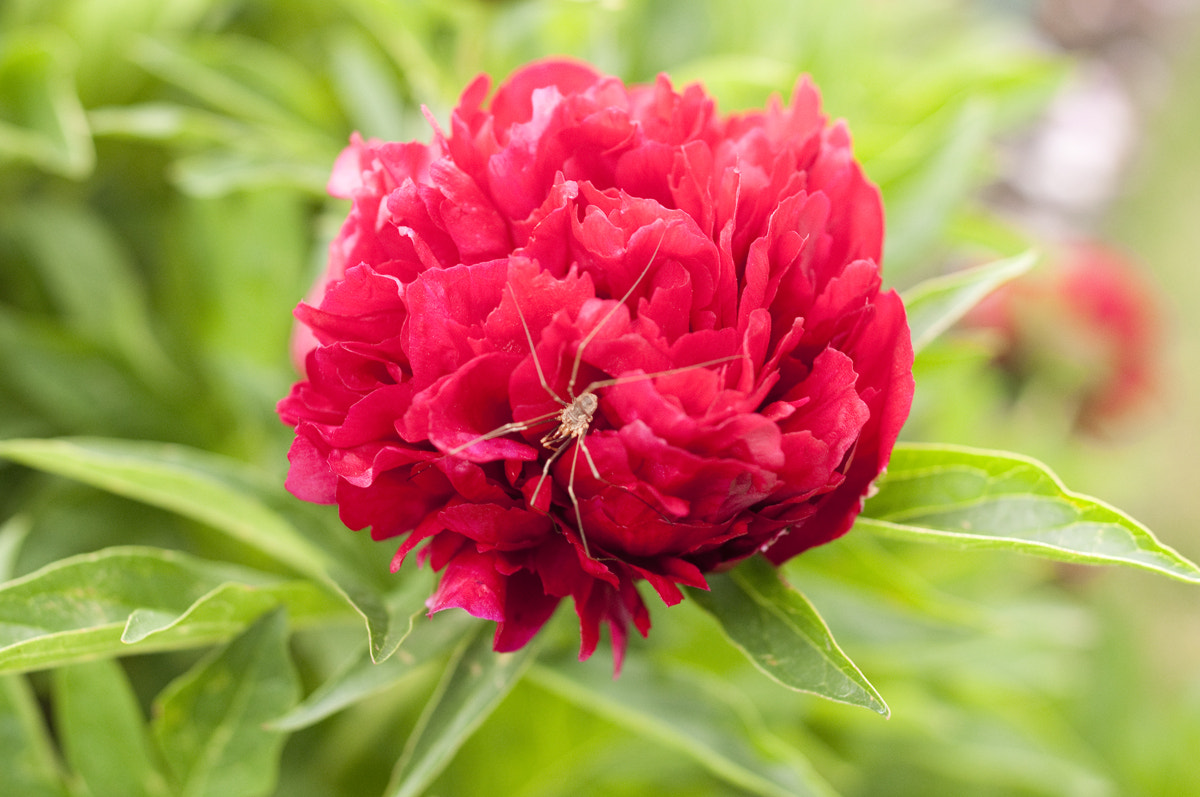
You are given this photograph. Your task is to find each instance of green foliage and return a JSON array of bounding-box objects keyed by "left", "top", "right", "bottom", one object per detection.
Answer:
[
  {"left": 688, "top": 557, "right": 888, "bottom": 716},
  {"left": 53, "top": 659, "right": 171, "bottom": 797},
  {"left": 152, "top": 610, "right": 299, "bottom": 797},
  {"left": 861, "top": 444, "right": 1200, "bottom": 583},
  {"left": 1, "top": 0, "right": 1197, "bottom": 795}
]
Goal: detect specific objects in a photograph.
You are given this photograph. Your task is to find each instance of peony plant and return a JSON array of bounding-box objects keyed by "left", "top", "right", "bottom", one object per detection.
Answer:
[
  {"left": 2, "top": 7, "right": 1198, "bottom": 791},
  {"left": 278, "top": 59, "right": 915, "bottom": 666}
]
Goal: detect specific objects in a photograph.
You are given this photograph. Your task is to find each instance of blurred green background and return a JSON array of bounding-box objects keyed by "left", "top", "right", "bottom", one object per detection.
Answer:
[{"left": 3, "top": 0, "right": 1199, "bottom": 794}]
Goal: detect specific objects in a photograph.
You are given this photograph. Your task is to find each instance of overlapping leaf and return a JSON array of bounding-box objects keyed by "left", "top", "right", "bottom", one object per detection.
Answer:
[
  {"left": 901, "top": 251, "right": 1038, "bottom": 354},
  {"left": 529, "top": 657, "right": 836, "bottom": 797},
  {"left": 860, "top": 443, "right": 1200, "bottom": 582},
  {"left": 153, "top": 610, "right": 298, "bottom": 797},
  {"left": 688, "top": 556, "right": 889, "bottom": 716},
  {"left": 384, "top": 624, "right": 538, "bottom": 797},
  {"left": 0, "top": 546, "right": 346, "bottom": 674}
]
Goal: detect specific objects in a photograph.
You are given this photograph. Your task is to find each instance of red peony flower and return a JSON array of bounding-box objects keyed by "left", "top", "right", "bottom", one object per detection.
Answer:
[
  {"left": 278, "top": 59, "right": 914, "bottom": 667},
  {"left": 965, "top": 242, "right": 1159, "bottom": 433}
]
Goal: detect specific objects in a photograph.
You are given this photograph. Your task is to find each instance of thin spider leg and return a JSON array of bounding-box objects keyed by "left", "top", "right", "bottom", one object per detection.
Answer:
[
  {"left": 567, "top": 227, "right": 670, "bottom": 397},
  {"left": 566, "top": 439, "right": 591, "bottom": 559},
  {"left": 529, "top": 436, "right": 571, "bottom": 509},
  {"left": 577, "top": 435, "right": 686, "bottom": 525},
  {"left": 576, "top": 435, "right": 602, "bottom": 481},
  {"left": 444, "top": 407, "right": 562, "bottom": 458},
  {"left": 580, "top": 354, "right": 748, "bottom": 393},
  {"left": 406, "top": 407, "right": 563, "bottom": 481},
  {"left": 509, "top": 282, "right": 568, "bottom": 408}
]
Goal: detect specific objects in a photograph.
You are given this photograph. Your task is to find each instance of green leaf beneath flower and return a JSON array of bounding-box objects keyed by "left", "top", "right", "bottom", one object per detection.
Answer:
[
  {"left": 529, "top": 658, "right": 837, "bottom": 797},
  {"left": 52, "top": 659, "right": 171, "bottom": 797},
  {"left": 267, "top": 609, "right": 471, "bottom": 732},
  {"left": 152, "top": 609, "right": 298, "bottom": 797},
  {"left": 384, "top": 622, "right": 538, "bottom": 797},
  {"left": 901, "top": 250, "right": 1037, "bottom": 354},
  {"left": 687, "top": 555, "right": 889, "bottom": 716},
  {"left": 0, "top": 546, "right": 347, "bottom": 674},
  {"left": 860, "top": 443, "right": 1200, "bottom": 582}
]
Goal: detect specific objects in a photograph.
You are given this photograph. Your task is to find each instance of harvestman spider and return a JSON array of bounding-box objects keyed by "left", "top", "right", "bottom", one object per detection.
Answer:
[{"left": 438, "top": 232, "right": 743, "bottom": 558}]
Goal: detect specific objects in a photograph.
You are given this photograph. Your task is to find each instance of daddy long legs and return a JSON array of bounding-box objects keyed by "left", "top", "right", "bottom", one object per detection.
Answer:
[{"left": 436, "top": 230, "right": 744, "bottom": 559}]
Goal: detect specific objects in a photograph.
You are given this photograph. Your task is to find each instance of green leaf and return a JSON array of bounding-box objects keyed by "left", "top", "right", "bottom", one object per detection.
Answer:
[
  {"left": 528, "top": 658, "right": 836, "bottom": 797},
  {"left": 328, "top": 28, "right": 409, "bottom": 140},
  {"left": 129, "top": 36, "right": 325, "bottom": 130},
  {"left": 267, "top": 609, "right": 470, "bottom": 732},
  {"left": 0, "top": 437, "right": 333, "bottom": 580},
  {"left": 0, "top": 675, "right": 67, "bottom": 797},
  {"left": 52, "top": 659, "right": 171, "bottom": 797},
  {"left": 336, "top": 0, "right": 454, "bottom": 109},
  {"left": 0, "top": 202, "right": 177, "bottom": 389},
  {"left": 0, "top": 29, "right": 94, "bottom": 177},
  {"left": 882, "top": 98, "right": 993, "bottom": 273},
  {"left": 153, "top": 609, "right": 299, "bottom": 797},
  {"left": 0, "top": 515, "right": 31, "bottom": 582},
  {"left": 901, "top": 251, "right": 1037, "bottom": 354},
  {"left": 0, "top": 431, "right": 421, "bottom": 672},
  {"left": 0, "top": 312, "right": 166, "bottom": 438},
  {"left": 120, "top": 578, "right": 347, "bottom": 645},
  {"left": 687, "top": 556, "right": 889, "bottom": 716},
  {"left": 384, "top": 622, "right": 537, "bottom": 797},
  {"left": 0, "top": 546, "right": 345, "bottom": 674},
  {"left": 860, "top": 443, "right": 1200, "bottom": 583},
  {"left": 325, "top": 563, "right": 436, "bottom": 665}
]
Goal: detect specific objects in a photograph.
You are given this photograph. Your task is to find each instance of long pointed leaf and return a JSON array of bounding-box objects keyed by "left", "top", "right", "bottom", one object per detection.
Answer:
[
  {"left": 52, "top": 659, "right": 171, "bottom": 797},
  {"left": 153, "top": 610, "right": 298, "bottom": 797},
  {"left": 860, "top": 443, "right": 1200, "bottom": 582},
  {"left": 0, "top": 30, "right": 94, "bottom": 177},
  {"left": 384, "top": 622, "right": 537, "bottom": 797},
  {"left": 688, "top": 556, "right": 889, "bottom": 716},
  {"left": 901, "top": 251, "right": 1037, "bottom": 354},
  {"left": 0, "top": 546, "right": 345, "bottom": 674},
  {"left": 0, "top": 438, "right": 332, "bottom": 579},
  {"left": 267, "top": 609, "right": 470, "bottom": 732},
  {"left": 528, "top": 658, "right": 836, "bottom": 797},
  {"left": 0, "top": 675, "right": 67, "bottom": 797}
]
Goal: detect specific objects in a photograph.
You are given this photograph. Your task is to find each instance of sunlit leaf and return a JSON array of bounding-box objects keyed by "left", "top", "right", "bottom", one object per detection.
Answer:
[
  {"left": 153, "top": 610, "right": 298, "bottom": 797},
  {"left": 130, "top": 36, "right": 318, "bottom": 130},
  {"left": 0, "top": 29, "right": 93, "bottom": 176},
  {"left": 901, "top": 251, "right": 1037, "bottom": 354},
  {"left": 120, "top": 579, "right": 347, "bottom": 644},
  {"left": 0, "top": 546, "right": 345, "bottom": 674},
  {"left": 860, "top": 443, "right": 1200, "bottom": 582},
  {"left": 529, "top": 658, "right": 836, "bottom": 797},
  {"left": 0, "top": 438, "right": 333, "bottom": 580},
  {"left": 52, "top": 659, "right": 171, "bottom": 797},
  {"left": 384, "top": 623, "right": 537, "bottom": 797},
  {"left": 688, "top": 556, "right": 889, "bottom": 716},
  {"left": 328, "top": 28, "right": 409, "bottom": 139}
]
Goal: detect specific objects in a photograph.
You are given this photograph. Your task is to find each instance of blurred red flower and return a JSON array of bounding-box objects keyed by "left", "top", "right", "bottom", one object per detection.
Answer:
[
  {"left": 966, "top": 242, "right": 1160, "bottom": 433},
  {"left": 278, "top": 59, "right": 913, "bottom": 667}
]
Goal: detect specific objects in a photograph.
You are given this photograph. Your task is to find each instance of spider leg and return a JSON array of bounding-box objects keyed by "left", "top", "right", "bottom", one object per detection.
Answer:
[
  {"left": 567, "top": 227, "right": 670, "bottom": 398},
  {"left": 509, "top": 282, "right": 568, "bottom": 408},
  {"left": 528, "top": 435, "right": 571, "bottom": 511},
  {"left": 566, "top": 438, "right": 591, "bottom": 560}
]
